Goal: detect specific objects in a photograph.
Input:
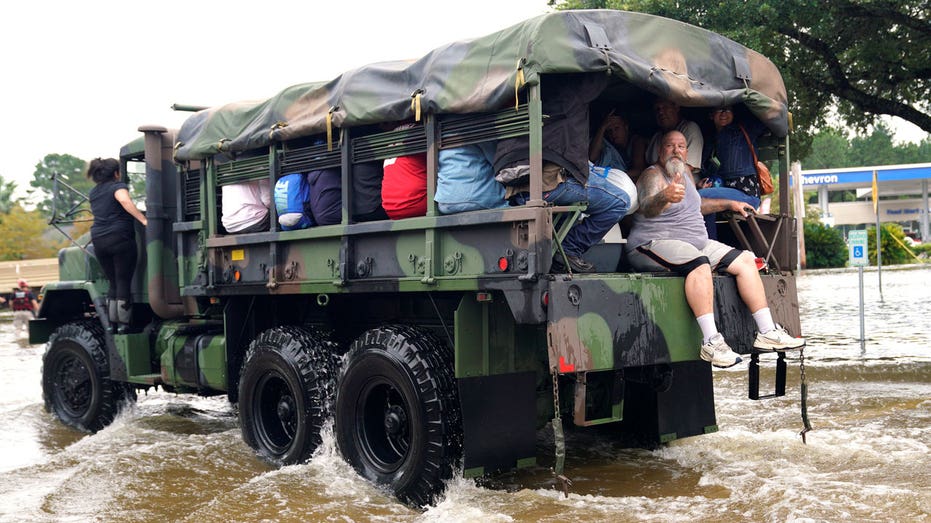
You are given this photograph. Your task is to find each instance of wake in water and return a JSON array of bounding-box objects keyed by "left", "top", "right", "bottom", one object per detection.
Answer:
[{"left": 1, "top": 268, "right": 930, "bottom": 521}]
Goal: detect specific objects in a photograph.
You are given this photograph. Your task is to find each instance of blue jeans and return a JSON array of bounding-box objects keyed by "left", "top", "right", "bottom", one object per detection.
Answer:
[
  {"left": 698, "top": 186, "right": 760, "bottom": 208},
  {"left": 511, "top": 174, "right": 630, "bottom": 257},
  {"left": 698, "top": 187, "right": 761, "bottom": 240}
]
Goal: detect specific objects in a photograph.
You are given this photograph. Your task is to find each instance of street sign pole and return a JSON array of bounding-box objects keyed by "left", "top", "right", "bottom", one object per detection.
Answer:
[
  {"left": 859, "top": 266, "right": 865, "bottom": 354},
  {"left": 873, "top": 170, "right": 883, "bottom": 302},
  {"left": 849, "top": 229, "right": 869, "bottom": 353}
]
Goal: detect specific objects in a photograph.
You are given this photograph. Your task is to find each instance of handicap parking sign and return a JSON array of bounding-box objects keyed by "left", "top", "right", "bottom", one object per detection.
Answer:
[{"left": 848, "top": 230, "right": 868, "bottom": 266}]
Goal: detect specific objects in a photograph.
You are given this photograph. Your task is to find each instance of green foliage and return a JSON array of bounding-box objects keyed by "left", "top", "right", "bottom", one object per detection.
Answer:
[
  {"left": 0, "top": 175, "right": 18, "bottom": 215},
  {"left": 803, "top": 220, "right": 847, "bottom": 269},
  {"left": 803, "top": 204, "right": 823, "bottom": 224},
  {"left": 866, "top": 223, "right": 910, "bottom": 265},
  {"left": 549, "top": 0, "right": 931, "bottom": 160},
  {"left": 0, "top": 204, "right": 63, "bottom": 260},
  {"left": 803, "top": 122, "right": 931, "bottom": 169},
  {"left": 911, "top": 242, "right": 931, "bottom": 259},
  {"left": 803, "top": 128, "right": 851, "bottom": 169},
  {"left": 847, "top": 124, "right": 896, "bottom": 167},
  {"left": 29, "top": 153, "right": 92, "bottom": 219},
  {"left": 801, "top": 205, "right": 847, "bottom": 269}
]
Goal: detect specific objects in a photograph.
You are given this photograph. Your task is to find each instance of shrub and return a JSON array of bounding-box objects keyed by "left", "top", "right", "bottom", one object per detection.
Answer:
[
  {"left": 803, "top": 220, "right": 847, "bottom": 268},
  {"left": 866, "top": 223, "right": 910, "bottom": 265},
  {"left": 911, "top": 242, "right": 931, "bottom": 259}
]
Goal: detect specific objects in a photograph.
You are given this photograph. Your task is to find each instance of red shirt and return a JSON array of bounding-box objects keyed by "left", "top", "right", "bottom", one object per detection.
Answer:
[{"left": 382, "top": 155, "right": 427, "bottom": 219}]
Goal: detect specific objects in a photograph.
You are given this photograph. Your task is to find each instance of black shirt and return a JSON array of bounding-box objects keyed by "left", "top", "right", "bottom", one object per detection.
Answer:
[{"left": 89, "top": 180, "right": 135, "bottom": 239}]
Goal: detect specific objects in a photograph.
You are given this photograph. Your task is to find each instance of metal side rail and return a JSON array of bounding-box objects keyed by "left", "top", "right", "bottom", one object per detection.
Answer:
[{"left": 725, "top": 212, "right": 783, "bottom": 272}]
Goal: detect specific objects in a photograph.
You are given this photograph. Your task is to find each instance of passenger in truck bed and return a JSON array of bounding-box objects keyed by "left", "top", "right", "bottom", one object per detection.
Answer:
[
  {"left": 221, "top": 179, "right": 271, "bottom": 233},
  {"left": 306, "top": 168, "right": 341, "bottom": 225},
  {"left": 644, "top": 98, "right": 704, "bottom": 178},
  {"left": 589, "top": 110, "right": 646, "bottom": 178},
  {"left": 626, "top": 131, "right": 804, "bottom": 368},
  {"left": 382, "top": 154, "right": 428, "bottom": 219},
  {"left": 435, "top": 142, "right": 507, "bottom": 214},
  {"left": 494, "top": 73, "right": 631, "bottom": 274},
  {"left": 352, "top": 161, "right": 389, "bottom": 222},
  {"left": 698, "top": 105, "right": 767, "bottom": 238},
  {"left": 382, "top": 122, "right": 428, "bottom": 220}
]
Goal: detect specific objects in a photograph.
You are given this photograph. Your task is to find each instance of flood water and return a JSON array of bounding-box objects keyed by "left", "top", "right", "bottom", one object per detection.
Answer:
[{"left": 1, "top": 267, "right": 929, "bottom": 522}]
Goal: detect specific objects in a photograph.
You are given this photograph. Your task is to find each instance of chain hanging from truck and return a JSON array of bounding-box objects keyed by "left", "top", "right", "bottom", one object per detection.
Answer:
[
  {"left": 798, "top": 347, "right": 813, "bottom": 443},
  {"left": 551, "top": 369, "right": 572, "bottom": 497}
]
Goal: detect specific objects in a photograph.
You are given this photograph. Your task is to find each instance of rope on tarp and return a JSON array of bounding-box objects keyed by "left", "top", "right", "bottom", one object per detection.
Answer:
[
  {"left": 410, "top": 89, "right": 424, "bottom": 122},
  {"left": 268, "top": 120, "right": 288, "bottom": 139},
  {"left": 514, "top": 58, "right": 526, "bottom": 111}
]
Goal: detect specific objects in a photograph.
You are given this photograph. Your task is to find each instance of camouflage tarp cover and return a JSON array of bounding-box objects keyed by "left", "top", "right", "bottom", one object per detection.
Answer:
[{"left": 175, "top": 9, "right": 788, "bottom": 161}]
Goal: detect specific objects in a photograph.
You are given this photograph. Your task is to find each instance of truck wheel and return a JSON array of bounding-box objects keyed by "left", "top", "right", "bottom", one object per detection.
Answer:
[
  {"left": 239, "top": 326, "right": 336, "bottom": 465},
  {"left": 42, "top": 320, "right": 134, "bottom": 433},
  {"left": 335, "top": 325, "right": 461, "bottom": 507}
]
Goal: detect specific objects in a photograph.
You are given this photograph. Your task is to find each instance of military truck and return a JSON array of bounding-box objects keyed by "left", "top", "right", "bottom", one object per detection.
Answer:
[{"left": 33, "top": 10, "right": 802, "bottom": 506}]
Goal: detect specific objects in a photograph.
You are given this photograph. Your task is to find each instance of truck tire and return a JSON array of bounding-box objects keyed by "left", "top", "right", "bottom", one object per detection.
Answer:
[
  {"left": 335, "top": 325, "right": 461, "bottom": 507},
  {"left": 42, "top": 320, "right": 134, "bottom": 433},
  {"left": 239, "top": 326, "right": 336, "bottom": 465}
]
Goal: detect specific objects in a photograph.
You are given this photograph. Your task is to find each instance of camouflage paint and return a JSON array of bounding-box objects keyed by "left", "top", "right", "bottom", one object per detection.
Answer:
[
  {"left": 547, "top": 275, "right": 701, "bottom": 374},
  {"left": 175, "top": 10, "right": 789, "bottom": 164},
  {"left": 157, "top": 322, "right": 227, "bottom": 391}
]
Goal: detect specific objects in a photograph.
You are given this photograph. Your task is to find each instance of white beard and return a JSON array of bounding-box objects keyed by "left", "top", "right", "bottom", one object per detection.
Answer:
[{"left": 664, "top": 157, "right": 688, "bottom": 178}]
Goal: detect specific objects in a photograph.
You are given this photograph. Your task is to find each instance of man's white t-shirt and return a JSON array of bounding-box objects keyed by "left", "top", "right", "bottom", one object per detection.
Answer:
[
  {"left": 646, "top": 119, "right": 704, "bottom": 171},
  {"left": 221, "top": 179, "right": 271, "bottom": 232}
]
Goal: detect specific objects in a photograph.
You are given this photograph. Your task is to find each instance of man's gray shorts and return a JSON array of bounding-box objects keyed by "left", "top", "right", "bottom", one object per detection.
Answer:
[{"left": 626, "top": 238, "right": 741, "bottom": 276}]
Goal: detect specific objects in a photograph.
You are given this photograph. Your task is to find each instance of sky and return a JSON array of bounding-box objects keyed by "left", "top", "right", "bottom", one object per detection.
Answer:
[
  {"left": 0, "top": 0, "right": 552, "bottom": 198},
  {"left": 2, "top": 1, "right": 927, "bottom": 200}
]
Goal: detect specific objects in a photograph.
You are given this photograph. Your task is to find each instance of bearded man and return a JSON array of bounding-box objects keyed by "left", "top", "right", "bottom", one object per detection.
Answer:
[{"left": 624, "top": 131, "right": 804, "bottom": 368}]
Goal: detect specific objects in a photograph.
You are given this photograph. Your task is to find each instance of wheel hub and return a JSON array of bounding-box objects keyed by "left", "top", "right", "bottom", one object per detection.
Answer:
[
  {"left": 277, "top": 396, "right": 294, "bottom": 423},
  {"left": 384, "top": 405, "right": 407, "bottom": 435},
  {"left": 59, "top": 357, "right": 90, "bottom": 412}
]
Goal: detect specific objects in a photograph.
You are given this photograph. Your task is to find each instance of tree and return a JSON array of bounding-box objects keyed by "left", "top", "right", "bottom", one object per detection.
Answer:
[
  {"left": 0, "top": 175, "right": 18, "bottom": 215},
  {"left": 802, "top": 124, "right": 931, "bottom": 169},
  {"left": 549, "top": 1, "right": 931, "bottom": 159},
  {"left": 0, "top": 204, "right": 62, "bottom": 260},
  {"left": 802, "top": 128, "right": 850, "bottom": 170},
  {"left": 29, "top": 153, "right": 92, "bottom": 219},
  {"left": 899, "top": 137, "right": 931, "bottom": 165},
  {"left": 847, "top": 123, "right": 897, "bottom": 167}
]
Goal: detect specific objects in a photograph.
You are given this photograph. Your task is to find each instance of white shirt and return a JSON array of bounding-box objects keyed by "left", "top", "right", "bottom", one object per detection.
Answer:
[
  {"left": 646, "top": 119, "right": 704, "bottom": 171},
  {"left": 221, "top": 179, "right": 271, "bottom": 232}
]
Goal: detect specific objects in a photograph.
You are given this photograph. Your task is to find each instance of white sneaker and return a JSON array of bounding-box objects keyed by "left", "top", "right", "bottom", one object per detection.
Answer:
[
  {"left": 700, "top": 333, "right": 743, "bottom": 368},
  {"left": 754, "top": 325, "right": 806, "bottom": 352}
]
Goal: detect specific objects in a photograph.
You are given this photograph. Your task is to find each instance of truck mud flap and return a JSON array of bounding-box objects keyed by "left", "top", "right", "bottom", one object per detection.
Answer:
[
  {"left": 614, "top": 360, "right": 717, "bottom": 446},
  {"left": 458, "top": 371, "right": 537, "bottom": 476}
]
